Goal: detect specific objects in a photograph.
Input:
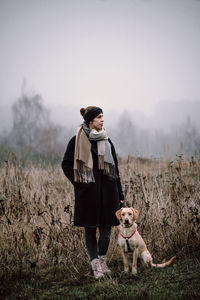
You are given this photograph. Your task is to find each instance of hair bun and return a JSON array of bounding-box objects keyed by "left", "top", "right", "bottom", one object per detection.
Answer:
[{"left": 80, "top": 108, "right": 86, "bottom": 116}]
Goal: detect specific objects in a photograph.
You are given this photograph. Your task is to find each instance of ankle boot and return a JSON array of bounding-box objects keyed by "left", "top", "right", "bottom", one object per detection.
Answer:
[
  {"left": 99, "top": 255, "right": 111, "bottom": 274},
  {"left": 91, "top": 258, "right": 104, "bottom": 279}
]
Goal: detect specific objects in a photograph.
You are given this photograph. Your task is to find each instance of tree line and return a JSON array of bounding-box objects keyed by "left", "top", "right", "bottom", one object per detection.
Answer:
[{"left": 0, "top": 91, "right": 200, "bottom": 165}]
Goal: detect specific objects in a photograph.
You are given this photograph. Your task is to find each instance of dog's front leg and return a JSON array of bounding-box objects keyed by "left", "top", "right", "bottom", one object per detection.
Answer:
[
  {"left": 132, "top": 247, "right": 138, "bottom": 275},
  {"left": 120, "top": 248, "right": 129, "bottom": 273}
]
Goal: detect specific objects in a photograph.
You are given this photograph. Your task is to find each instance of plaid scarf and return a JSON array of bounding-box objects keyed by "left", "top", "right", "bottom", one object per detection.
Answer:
[{"left": 74, "top": 124, "right": 117, "bottom": 183}]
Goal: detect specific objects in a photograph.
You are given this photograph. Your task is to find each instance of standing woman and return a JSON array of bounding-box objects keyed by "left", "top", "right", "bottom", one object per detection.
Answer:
[{"left": 61, "top": 106, "right": 124, "bottom": 279}]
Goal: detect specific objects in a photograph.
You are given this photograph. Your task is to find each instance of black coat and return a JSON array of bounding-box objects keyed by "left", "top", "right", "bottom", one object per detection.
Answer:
[{"left": 61, "top": 136, "right": 124, "bottom": 227}]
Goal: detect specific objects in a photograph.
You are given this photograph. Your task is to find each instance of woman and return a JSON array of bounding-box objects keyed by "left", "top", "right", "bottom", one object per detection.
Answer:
[{"left": 61, "top": 106, "right": 124, "bottom": 279}]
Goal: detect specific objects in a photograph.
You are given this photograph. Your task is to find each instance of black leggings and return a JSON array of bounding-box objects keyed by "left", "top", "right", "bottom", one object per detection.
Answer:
[{"left": 84, "top": 226, "right": 111, "bottom": 261}]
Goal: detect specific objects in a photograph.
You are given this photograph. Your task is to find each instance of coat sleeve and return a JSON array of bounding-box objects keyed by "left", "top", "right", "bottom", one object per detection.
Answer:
[
  {"left": 109, "top": 139, "right": 125, "bottom": 201},
  {"left": 61, "top": 136, "right": 76, "bottom": 185}
]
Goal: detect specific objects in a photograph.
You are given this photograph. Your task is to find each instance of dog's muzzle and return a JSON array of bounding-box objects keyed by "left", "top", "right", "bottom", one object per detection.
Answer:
[{"left": 124, "top": 219, "right": 130, "bottom": 226}]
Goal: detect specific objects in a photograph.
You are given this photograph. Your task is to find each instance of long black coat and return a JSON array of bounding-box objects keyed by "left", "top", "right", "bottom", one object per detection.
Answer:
[{"left": 61, "top": 136, "right": 124, "bottom": 227}]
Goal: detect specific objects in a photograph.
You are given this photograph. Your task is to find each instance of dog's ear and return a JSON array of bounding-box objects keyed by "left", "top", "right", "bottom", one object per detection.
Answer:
[
  {"left": 115, "top": 208, "right": 122, "bottom": 220},
  {"left": 131, "top": 207, "right": 138, "bottom": 220}
]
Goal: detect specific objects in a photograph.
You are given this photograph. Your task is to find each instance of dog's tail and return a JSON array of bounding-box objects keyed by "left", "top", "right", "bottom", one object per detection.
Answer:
[{"left": 151, "top": 256, "right": 176, "bottom": 268}]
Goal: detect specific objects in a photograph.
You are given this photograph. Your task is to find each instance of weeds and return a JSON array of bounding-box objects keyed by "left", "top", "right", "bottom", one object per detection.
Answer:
[{"left": 0, "top": 156, "right": 200, "bottom": 284}]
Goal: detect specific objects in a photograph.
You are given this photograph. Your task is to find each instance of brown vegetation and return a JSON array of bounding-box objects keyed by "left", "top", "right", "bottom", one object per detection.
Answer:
[{"left": 0, "top": 156, "right": 200, "bottom": 280}]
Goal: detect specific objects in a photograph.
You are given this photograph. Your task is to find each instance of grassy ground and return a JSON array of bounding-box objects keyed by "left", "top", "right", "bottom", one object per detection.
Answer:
[
  {"left": 1, "top": 159, "right": 200, "bottom": 299},
  {"left": 1, "top": 250, "right": 200, "bottom": 300}
]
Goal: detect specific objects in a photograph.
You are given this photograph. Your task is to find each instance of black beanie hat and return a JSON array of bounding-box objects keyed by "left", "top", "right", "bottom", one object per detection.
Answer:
[{"left": 83, "top": 107, "right": 103, "bottom": 125}]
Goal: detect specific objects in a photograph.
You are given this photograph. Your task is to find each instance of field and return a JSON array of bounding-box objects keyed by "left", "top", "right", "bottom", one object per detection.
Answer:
[{"left": 0, "top": 156, "right": 200, "bottom": 299}]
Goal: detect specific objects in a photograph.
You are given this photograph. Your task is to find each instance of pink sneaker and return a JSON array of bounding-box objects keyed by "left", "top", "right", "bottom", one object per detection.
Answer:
[
  {"left": 91, "top": 258, "right": 104, "bottom": 279},
  {"left": 99, "top": 255, "right": 111, "bottom": 274}
]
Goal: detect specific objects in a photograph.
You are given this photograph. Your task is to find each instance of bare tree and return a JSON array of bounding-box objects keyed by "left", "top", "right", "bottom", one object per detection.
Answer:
[
  {"left": 11, "top": 92, "right": 50, "bottom": 150},
  {"left": 3, "top": 90, "right": 65, "bottom": 163}
]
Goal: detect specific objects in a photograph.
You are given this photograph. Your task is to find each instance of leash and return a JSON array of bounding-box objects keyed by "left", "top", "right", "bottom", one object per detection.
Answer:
[{"left": 120, "top": 230, "right": 136, "bottom": 253}]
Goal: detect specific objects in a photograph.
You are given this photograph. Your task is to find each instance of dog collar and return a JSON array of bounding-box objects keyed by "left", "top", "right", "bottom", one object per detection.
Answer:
[{"left": 120, "top": 229, "right": 136, "bottom": 240}]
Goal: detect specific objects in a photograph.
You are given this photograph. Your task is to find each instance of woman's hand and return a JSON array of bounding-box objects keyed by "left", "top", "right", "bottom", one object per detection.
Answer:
[{"left": 120, "top": 200, "right": 125, "bottom": 208}]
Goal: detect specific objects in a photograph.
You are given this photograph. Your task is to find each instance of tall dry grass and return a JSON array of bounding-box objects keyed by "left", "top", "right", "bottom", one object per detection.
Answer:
[{"left": 0, "top": 156, "right": 200, "bottom": 280}]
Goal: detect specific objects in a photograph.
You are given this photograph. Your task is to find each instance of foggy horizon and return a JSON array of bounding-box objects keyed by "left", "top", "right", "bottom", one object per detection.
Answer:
[
  {"left": 0, "top": 0, "right": 200, "bottom": 159},
  {"left": 1, "top": 97, "right": 200, "bottom": 133}
]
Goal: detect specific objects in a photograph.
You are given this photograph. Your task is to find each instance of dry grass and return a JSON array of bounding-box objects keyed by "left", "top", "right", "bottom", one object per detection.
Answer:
[{"left": 0, "top": 156, "right": 200, "bottom": 280}]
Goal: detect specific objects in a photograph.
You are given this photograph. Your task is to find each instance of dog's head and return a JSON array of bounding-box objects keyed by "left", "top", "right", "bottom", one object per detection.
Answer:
[{"left": 116, "top": 207, "right": 138, "bottom": 227}]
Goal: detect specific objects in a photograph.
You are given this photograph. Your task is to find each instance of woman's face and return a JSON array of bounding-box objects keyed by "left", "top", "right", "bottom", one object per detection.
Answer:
[{"left": 89, "top": 113, "right": 104, "bottom": 131}]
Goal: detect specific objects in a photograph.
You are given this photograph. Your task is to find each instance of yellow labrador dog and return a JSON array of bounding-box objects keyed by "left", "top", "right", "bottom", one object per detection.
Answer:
[{"left": 116, "top": 207, "right": 176, "bottom": 274}]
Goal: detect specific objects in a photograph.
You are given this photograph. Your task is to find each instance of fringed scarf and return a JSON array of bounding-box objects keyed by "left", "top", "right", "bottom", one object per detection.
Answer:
[{"left": 74, "top": 123, "right": 118, "bottom": 183}]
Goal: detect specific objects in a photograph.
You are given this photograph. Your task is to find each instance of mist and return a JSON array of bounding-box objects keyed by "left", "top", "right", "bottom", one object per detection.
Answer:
[
  {"left": 1, "top": 95, "right": 200, "bottom": 161},
  {"left": 38, "top": 99, "right": 200, "bottom": 159},
  {"left": 0, "top": 0, "right": 200, "bottom": 162}
]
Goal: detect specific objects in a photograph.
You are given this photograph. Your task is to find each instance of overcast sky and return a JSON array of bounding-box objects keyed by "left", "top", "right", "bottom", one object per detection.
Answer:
[{"left": 0, "top": 0, "right": 200, "bottom": 121}]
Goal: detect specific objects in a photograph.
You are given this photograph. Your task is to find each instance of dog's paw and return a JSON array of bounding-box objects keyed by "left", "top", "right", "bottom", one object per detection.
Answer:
[
  {"left": 131, "top": 267, "right": 137, "bottom": 275},
  {"left": 124, "top": 267, "right": 129, "bottom": 273}
]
